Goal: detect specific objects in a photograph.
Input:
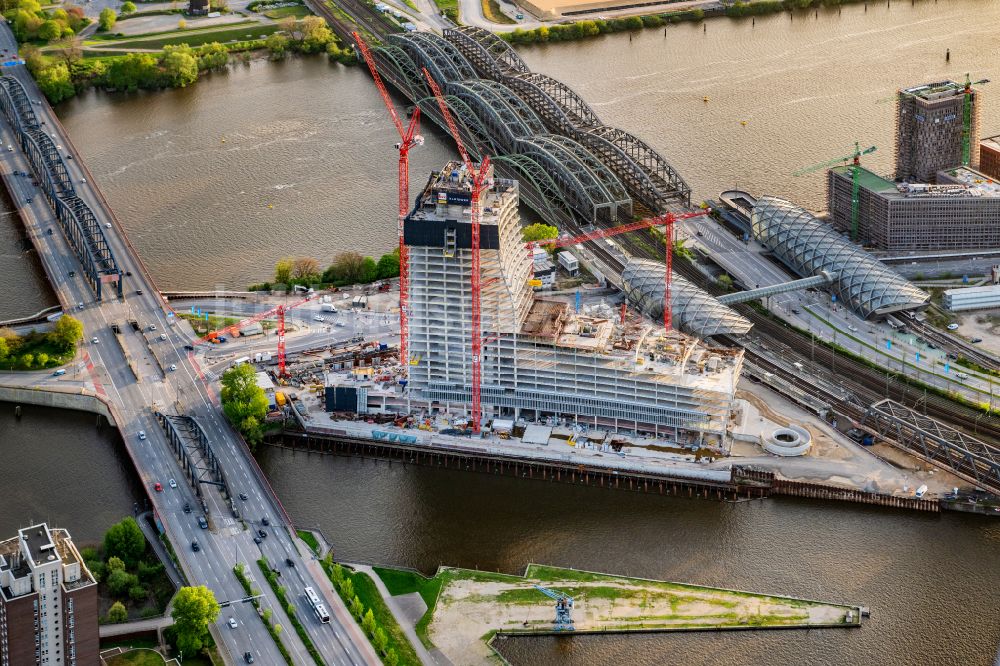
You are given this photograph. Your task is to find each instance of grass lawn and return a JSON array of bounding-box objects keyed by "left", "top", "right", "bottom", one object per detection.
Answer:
[
  {"left": 429, "top": 0, "right": 458, "bottom": 21},
  {"left": 297, "top": 529, "right": 320, "bottom": 554},
  {"left": 481, "top": 0, "right": 515, "bottom": 23},
  {"left": 324, "top": 562, "right": 422, "bottom": 665},
  {"left": 1, "top": 337, "right": 74, "bottom": 371},
  {"left": 178, "top": 312, "right": 241, "bottom": 336},
  {"left": 263, "top": 5, "right": 313, "bottom": 18},
  {"left": 102, "top": 24, "right": 278, "bottom": 50},
  {"left": 105, "top": 650, "right": 167, "bottom": 666}
]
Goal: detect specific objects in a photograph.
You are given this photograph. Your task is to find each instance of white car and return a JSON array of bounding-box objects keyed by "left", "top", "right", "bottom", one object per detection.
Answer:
[
  {"left": 947, "top": 323, "right": 959, "bottom": 330},
  {"left": 168, "top": 478, "right": 177, "bottom": 489},
  {"left": 847, "top": 325, "right": 858, "bottom": 332},
  {"left": 228, "top": 617, "right": 238, "bottom": 629},
  {"left": 313, "top": 315, "right": 325, "bottom": 322},
  {"left": 91, "top": 336, "right": 99, "bottom": 344},
  {"left": 105, "top": 222, "right": 112, "bottom": 228},
  {"left": 169, "top": 364, "right": 177, "bottom": 372},
  {"left": 138, "top": 430, "right": 146, "bottom": 441}
]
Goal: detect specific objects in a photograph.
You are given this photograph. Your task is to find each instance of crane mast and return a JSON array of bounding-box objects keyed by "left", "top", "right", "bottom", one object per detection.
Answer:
[
  {"left": 354, "top": 32, "right": 423, "bottom": 373},
  {"left": 423, "top": 67, "right": 491, "bottom": 434}
]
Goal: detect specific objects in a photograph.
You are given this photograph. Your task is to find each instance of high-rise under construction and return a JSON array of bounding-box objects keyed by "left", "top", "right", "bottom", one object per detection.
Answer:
[
  {"left": 403, "top": 162, "right": 743, "bottom": 441},
  {"left": 894, "top": 80, "right": 981, "bottom": 183}
]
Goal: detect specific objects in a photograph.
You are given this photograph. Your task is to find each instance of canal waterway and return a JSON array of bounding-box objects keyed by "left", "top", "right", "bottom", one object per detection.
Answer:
[
  {"left": 4, "top": 0, "right": 1000, "bottom": 320},
  {"left": 0, "top": 402, "right": 142, "bottom": 545}
]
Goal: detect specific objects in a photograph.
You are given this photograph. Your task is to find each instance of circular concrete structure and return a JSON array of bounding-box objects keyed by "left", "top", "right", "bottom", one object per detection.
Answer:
[{"left": 762, "top": 425, "right": 812, "bottom": 457}]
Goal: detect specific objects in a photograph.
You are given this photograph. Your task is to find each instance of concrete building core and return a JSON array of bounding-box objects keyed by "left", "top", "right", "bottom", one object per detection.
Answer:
[
  {"left": 828, "top": 165, "right": 1000, "bottom": 251},
  {"left": 895, "top": 80, "right": 980, "bottom": 183},
  {"left": 404, "top": 162, "right": 743, "bottom": 440},
  {"left": 0, "top": 524, "right": 99, "bottom": 666}
]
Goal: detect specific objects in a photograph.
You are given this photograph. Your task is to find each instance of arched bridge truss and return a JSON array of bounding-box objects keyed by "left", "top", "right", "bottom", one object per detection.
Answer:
[{"left": 0, "top": 76, "right": 121, "bottom": 300}]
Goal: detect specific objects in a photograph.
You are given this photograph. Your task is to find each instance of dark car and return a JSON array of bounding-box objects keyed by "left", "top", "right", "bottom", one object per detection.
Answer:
[
  {"left": 27, "top": 197, "right": 32, "bottom": 203},
  {"left": 191, "top": 541, "right": 199, "bottom": 552},
  {"left": 261, "top": 516, "right": 269, "bottom": 526},
  {"left": 125, "top": 270, "right": 132, "bottom": 276},
  {"left": 68, "top": 270, "right": 75, "bottom": 277},
  {"left": 198, "top": 516, "right": 208, "bottom": 529},
  {"left": 257, "top": 529, "right": 267, "bottom": 539},
  {"left": 184, "top": 344, "right": 195, "bottom": 351},
  {"left": 972, "top": 337, "right": 983, "bottom": 343},
  {"left": 285, "top": 558, "right": 295, "bottom": 567},
  {"left": 244, "top": 652, "right": 254, "bottom": 664},
  {"left": 239, "top": 492, "right": 248, "bottom": 501},
  {"left": 136, "top": 289, "right": 143, "bottom": 295},
  {"left": 183, "top": 503, "right": 191, "bottom": 514},
  {"left": 253, "top": 536, "right": 261, "bottom": 544}
]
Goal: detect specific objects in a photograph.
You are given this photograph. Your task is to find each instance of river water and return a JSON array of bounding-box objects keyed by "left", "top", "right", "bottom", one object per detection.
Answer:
[
  {"left": 1, "top": 2, "right": 1000, "bottom": 662},
  {"left": 3, "top": 0, "right": 1000, "bottom": 318}
]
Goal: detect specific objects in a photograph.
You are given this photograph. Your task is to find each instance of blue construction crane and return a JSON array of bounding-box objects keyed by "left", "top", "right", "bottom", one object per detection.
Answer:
[{"left": 533, "top": 585, "right": 575, "bottom": 631}]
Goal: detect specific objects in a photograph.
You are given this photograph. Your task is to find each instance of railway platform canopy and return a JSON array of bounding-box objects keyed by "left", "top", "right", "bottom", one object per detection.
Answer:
[{"left": 750, "top": 196, "right": 929, "bottom": 319}]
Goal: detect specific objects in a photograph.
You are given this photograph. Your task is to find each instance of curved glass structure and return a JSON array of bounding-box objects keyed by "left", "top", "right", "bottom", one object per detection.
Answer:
[
  {"left": 751, "top": 196, "right": 929, "bottom": 318},
  {"left": 622, "top": 259, "right": 753, "bottom": 337}
]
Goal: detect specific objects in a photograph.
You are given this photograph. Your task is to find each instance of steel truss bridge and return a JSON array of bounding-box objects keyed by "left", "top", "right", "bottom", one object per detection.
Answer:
[
  {"left": 378, "top": 27, "right": 691, "bottom": 224},
  {"left": 157, "top": 412, "right": 237, "bottom": 510},
  {"left": 0, "top": 75, "right": 122, "bottom": 300},
  {"left": 863, "top": 399, "right": 1000, "bottom": 495}
]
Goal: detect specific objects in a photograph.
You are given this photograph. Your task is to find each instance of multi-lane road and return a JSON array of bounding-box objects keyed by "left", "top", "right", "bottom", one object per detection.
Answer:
[{"left": 0, "top": 23, "right": 378, "bottom": 666}]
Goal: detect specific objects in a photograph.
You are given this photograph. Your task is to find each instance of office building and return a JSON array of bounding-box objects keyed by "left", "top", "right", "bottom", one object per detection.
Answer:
[
  {"left": 895, "top": 79, "right": 980, "bottom": 183},
  {"left": 828, "top": 165, "right": 1000, "bottom": 251},
  {"left": 979, "top": 135, "right": 1000, "bottom": 181},
  {"left": 0, "top": 524, "right": 99, "bottom": 666}
]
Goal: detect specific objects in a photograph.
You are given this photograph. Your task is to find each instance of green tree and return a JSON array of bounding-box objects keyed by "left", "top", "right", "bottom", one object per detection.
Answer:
[
  {"left": 274, "top": 622, "right": 282, "bottom": 635},
  {"left": 107, "top": 568, "right": 136, "bottom": 596},
  {"left": 35, "top": 352, "right": 49, "bottom": 367},
  {"left": 35, "top": 62, "right": 75, "bottom": 104},
  {"left": 329, "top": 563, "right": 344, "bottom": 585},
  {"left": 220, "top": 363, "right": 268, "bottom": 445},
  {"left": 716, "top": 274, "right": 734, "bottom": 291},
  {"left": 107, "top": 556, "right": 126, "bottom": 572},
  {"left": 349, "top": 595, "right": 363, "bottom": 619},
  {"left": 161, "top": 44, "right": 198, "bottom": 87},
  {"left": 359, "top": 256, "right": 378, "bottom": 283},
  {"left": 103, "top": 517, "right": 146, "bottom": 568},
  {"left": 340, "top": 577, "right": 354, "bottom": 600},
  {"left": 120, "top": 0, "right": 136, "bottom": 11},
  {"left": 107, "top": 601, "right": 128, "bottom": 623},
  {"left": 20, "top": 353, "right": 34, "bottom": 368},
  {"left": 274, "top": 257, "right": 293, "bottom": 284},
  {"left": 375, "top": 250, "right": 399, "bottom": 280},
  {"left": 98, "top": 6, "right": 115, "bottom": 30},
  {"left": 361, "top": 608, "right": 376, "bottom": 635},
  {"left": 384, "top": 649, "right": 399, "bottom": 666},
  {"left": 373, "top": 627, "right": 388, "bottom": 654},
  {"left": 299, "top": 15, "right": 332, "bottom": 53},
  {"left": 37, "top": 19, "right": 61, "bottom": 41},
  {"left": 196, "top": 42, "right": 229, "bottom": 70},
  {"left": 265, "top": 31, "right": 288, "bottom": 59},
  {"left": 323, "top": 251, "right": 365, "bottom": 285},
  {"left": 262, "top": 608, "right": 273, "bottom": 625},
  {"left": 50, "top": 315, "right": 83, "bottom": 351},
  {"left": 171, "top": 586, "right": 221, "bottom": 657},
  {"left": 129, "top": 583, "right": 147, "bottom": 602},
  {"left": 522, "top": 222, "right": 559, "bottom": 244}
]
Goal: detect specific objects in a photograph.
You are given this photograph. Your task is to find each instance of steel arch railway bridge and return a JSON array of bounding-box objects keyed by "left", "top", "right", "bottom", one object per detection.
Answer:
[{"left": 375, "top": 27, "right": 692, "bottom": 226}]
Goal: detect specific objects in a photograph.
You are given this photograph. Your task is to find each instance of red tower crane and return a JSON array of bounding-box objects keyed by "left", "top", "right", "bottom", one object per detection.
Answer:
[
  {"left": 525, "top": 210, "right": 711, "bottom": 330},
  {"left": 423, "top": 67, "right": 491, "bottom": 435},
  {"left": 202, "top": 292, "right": 321, "bottom": 377},
  {"left": 354, "top": 32, "right": 423, "bottom": 372}
]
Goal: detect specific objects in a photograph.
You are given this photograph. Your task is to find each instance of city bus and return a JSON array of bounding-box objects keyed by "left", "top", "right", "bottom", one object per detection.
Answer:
[{"left": 303, "top": 587, "right": 330, "bottom": 623}]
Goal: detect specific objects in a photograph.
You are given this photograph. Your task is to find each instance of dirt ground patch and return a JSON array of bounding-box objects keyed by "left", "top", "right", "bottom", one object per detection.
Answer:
[{"left": 426, "top": 567, "right": 857, "bottom": 664}]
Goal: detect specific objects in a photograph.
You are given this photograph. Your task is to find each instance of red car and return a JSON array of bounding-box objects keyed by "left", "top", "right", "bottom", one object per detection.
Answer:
[{"left": 154, "top": 482, "right": 163, "bottom": 492}]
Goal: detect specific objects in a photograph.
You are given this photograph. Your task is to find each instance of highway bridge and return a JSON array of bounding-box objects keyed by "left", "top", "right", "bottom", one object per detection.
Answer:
[{"left": 0, "top": 23, "right": 378, "bottom": 666}]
